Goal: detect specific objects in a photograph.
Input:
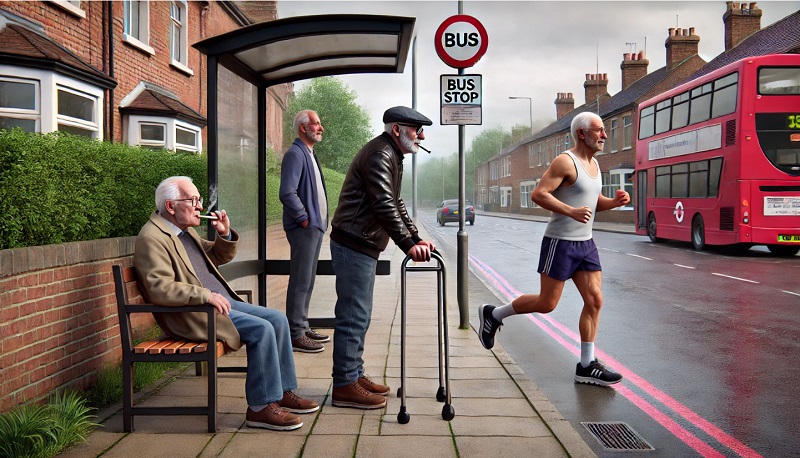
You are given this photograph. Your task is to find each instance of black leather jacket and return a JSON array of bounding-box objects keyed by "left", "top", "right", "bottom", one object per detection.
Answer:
[{"left": 331, "top": 132, "right": 421, "bottom": 259}]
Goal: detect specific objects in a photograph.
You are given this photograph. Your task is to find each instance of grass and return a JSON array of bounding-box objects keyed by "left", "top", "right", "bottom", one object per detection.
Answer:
[{"left": 0, "top": 391, "right": 98, "bottom": 458}]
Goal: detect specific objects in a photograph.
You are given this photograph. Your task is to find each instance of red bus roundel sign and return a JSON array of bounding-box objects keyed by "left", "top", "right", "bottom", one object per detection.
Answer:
[{"left": 435, "top": 15, "right": 488, "bottom": 69}]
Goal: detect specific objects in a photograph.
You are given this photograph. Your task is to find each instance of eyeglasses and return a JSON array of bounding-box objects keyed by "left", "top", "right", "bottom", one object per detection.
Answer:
[
  {"left": 397, "top": 124, "right": 424, "bottom": 135},
  {"left": 172, "top": 196, "right": 203, "bottom": 207}
]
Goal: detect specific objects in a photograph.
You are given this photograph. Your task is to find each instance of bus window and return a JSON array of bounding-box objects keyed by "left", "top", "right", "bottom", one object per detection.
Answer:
[
  {"left": 655, "top": 99, "right": 671, "bottom": 134},
  {"left": 689, "top": 161, "right": 709, "bottom": 197},
  {"left": 671, "top": 163, "right": 689, "bottom": 198},
  {"left": 656, "top": 166, "right": 671, "bottom": 197},
  {"left": 711, "top": 73, "right": 738, "bottom": 118},
  {"left": 639, "top": 105, "right": 654, "bottom": 139},
  {"left": 759, "top": 67, "right": 800, "bottom": 94},
  {"left": 709, "top": 158, "right": 722, "bottom": 197},
  {"left": 689, "top": 83, "right": 712, "bottom": 124},
  {"left": 672, "top": 91, "right": 690, "bottom": 129}
]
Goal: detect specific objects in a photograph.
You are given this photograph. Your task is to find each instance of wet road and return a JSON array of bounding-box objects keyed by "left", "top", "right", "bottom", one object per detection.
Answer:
[{"left": 419, "top": 210, "right": 800, "bottom": 458}]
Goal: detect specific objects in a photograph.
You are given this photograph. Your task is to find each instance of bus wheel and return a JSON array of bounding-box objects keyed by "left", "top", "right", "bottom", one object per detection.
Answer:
[
  {"left": 647, "top": 213, "right": 661, "bottom": 243},
  {"left": 767, "top": 245, "right": 800, "bottom": 257},
  {"left": 691, "top": 215, "right": 705, "bottom": 251}
]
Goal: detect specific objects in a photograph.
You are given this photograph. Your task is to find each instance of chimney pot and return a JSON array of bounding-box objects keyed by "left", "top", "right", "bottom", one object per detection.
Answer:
[
  {"left": 624, "top": 52, "right": 631, "bottom": 61},
  {"left": 689, "top": 27, "right": 695, "bottom": 35},
  {"left": 568, "top": 92, "right": 573, "bottom": 98},
  {"left": 638, "top": 50, "right": 645, "bottom": 59}
]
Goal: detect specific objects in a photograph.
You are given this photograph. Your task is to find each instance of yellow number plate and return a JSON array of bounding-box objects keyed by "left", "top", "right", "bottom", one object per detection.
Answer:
[
  {"left": 777, "top": 235, "right": 800, "bottom": 243},
  {"left": 453, "top": 210, "right": 459, "bottom": 215}
]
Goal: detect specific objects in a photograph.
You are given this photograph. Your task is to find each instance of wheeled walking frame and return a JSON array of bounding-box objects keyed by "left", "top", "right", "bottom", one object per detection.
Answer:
[{"left": 396, "top": 251, "right": 455, "bottom": 424}]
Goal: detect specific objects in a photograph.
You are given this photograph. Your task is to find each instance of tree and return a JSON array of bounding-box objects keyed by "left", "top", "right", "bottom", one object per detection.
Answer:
[{"left": 283, "top": 77, "right": 373, "bottom": 173}]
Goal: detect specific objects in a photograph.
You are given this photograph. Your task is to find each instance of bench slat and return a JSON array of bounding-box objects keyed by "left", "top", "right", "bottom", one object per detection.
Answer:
[
  {"left": 134, "top": 340, "right": 163, "bottom": 353},
  {"left": 147, "top": 339, "right": 178, "bottom": 354},
  {"left": 163, "top": 340, "right": 190, "bottom": 354},
  {"left": 178, "top": 342, "right": 201, "bottom": 353}
]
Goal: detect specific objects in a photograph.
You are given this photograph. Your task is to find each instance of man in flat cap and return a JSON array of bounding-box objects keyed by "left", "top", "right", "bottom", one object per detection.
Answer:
[{"left": 329, "top": 106, "right": 436, "bottom": 409}]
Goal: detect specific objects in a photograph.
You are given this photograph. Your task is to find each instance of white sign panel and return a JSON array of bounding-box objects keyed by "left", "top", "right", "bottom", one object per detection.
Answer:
[
  {"left": 648, "top": 124, "right": 722, "bottom": 160},
  {"left": 441, "top": 74, "right": 482, "bottom": 125},
  {"left": 764, "top": 196, "right": 800, "bottom": 216}
]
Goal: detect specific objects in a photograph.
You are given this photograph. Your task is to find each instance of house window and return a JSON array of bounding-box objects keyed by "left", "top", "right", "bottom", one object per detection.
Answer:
[
  {"left": 490, "top": 160, "right": 499, "bottom": 180},
  {"left": 623, "top": 115, "right": 632, "bottom": 149},
  {"left": 126, "top": 115, "right": 202, "bottom": 153},
  {"left": 500, "top": 186, "right": 512, "bottom": 207},
  {"left": 169, "top": 1, "right": 192, "bottom": 75},
  {"left": 565, "top": 134, "right": 570, "bottom": 151},
  {"left": 123, "top": 0, "right": 153, "bottom": 55},
  {"left": 0, "top": 77, "right": 39, "bottom": 132},
  {"left": 610, "top": 119, "right": 619, "bottom": 153},
  {"left": 602, "top": 169, "right": 634, "bottom": 209},
  {"left": 528, "top": 144, "right": 535, "bottom": 168},
  {"left": 489, "top": 186, "right": 499, "bottom": 205},
  {"left": 520, "top": 180, "right": 538, "bottom": 208},
  {"left": 537, "top": 143, "right": 543, "bottom": 166},
  {"left": 501, "top": 156, "right": 511, "bottom": 177},
  {"left": 546, "top": 140, "right": 552, "bottom": 165},
  {"left": 57, "top": 87, "right": 98, "bottom": 138}
]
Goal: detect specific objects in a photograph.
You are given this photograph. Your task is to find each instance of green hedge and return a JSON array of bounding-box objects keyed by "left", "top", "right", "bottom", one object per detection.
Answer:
[
  {"left": 0, "top": 129, "right": 206, "bottom": 249},
  {"left": 0, "top": 129, "right": 345, "bottom": 250}
]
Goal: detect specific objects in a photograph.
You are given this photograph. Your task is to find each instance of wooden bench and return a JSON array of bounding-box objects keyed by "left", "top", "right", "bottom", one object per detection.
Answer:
[{"left": 112, "top": 264, "right": 245, "bottom": 433}]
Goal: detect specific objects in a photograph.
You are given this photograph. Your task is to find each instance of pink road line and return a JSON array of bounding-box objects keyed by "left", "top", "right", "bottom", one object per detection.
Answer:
[{"left": 468, "top": 254, "right": 763, "bottom": 458}]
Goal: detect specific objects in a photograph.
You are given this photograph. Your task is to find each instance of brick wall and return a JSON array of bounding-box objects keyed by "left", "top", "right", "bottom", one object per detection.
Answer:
[{"left": 0, "top": 238, "right": 145, "bottom": 412}]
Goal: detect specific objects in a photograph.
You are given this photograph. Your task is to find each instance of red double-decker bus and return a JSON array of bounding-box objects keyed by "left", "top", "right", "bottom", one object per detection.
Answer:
[{"left": 635, "top": 54, "right": 800, "bottom": 256}]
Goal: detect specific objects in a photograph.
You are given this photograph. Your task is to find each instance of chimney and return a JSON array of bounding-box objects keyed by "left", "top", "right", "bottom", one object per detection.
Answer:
[
  {"left": 665, "top": 27, "right": 700, "bottom": 71},
  {"left": 554, "top": 92, "right": 575, "bottom": 120},
  {"left": 723, "top": 2, "right": 762, "bottom": 50},
  {"left": 620, "top": 50, "right": 649, "bottom": 90},
  {"left": 583, "top": 73, "right": 609, "bottom": 106}
]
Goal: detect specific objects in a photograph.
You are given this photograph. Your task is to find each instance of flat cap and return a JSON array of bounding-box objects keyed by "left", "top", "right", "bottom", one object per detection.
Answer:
[{"left": 382, "top": 106, "right": 433, "bottom": 126}]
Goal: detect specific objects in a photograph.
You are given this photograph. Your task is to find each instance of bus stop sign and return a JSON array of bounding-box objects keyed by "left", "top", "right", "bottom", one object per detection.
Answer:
[{"left": 434, "top": 15, "right": 488, "bottom": 69}]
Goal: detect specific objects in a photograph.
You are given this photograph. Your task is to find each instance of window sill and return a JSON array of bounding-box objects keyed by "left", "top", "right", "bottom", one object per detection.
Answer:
[
  {"left": 49, "top": 0, "right": 85, "bottom": 18},
  {"left": 122, "top": 34, "right": 155, "bottom": 56},
  {"left": 170, "top": 60, "right": 194, "bottom": 76}
]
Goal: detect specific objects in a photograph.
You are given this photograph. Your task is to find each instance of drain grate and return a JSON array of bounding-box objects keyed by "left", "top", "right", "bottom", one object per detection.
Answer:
[{"left": 581, "top": 422, "right": 655, "bottom": 451}]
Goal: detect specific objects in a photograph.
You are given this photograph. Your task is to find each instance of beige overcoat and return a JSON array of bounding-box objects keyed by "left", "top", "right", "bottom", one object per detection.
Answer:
[{"left": 133, "top": 212, "right": 243, "bottom": 350}]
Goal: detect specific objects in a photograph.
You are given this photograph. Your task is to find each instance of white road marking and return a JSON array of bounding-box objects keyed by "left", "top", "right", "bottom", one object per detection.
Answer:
[
  {"left": 626, "top": 253, "right": 653, "bottom": 260},
  {"left": 712, "top": 273, "right": 759, "bottom": 283},
  {"left": 674, "top": 264, "right": 696, "bottom": 269},
  {"left": 782, "top": 290, "right": 800, "bottom": 297}
]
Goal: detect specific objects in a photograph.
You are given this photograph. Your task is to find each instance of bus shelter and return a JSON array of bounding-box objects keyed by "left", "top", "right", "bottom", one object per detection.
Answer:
[{"left": 193, "top": 15, "right": 415, "bottom": 326}]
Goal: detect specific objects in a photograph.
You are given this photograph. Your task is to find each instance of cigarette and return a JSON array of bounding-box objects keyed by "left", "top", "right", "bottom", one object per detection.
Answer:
[
  {"left": 198, "top": 214, "right": 219, "bottom": 220},
  {"left": 417, "top": 144, "right": 431, "bottom": 154}
]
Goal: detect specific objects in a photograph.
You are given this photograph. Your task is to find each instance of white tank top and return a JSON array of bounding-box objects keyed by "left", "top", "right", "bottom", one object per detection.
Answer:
[{"left": 543, "top": 151, "right": 602, "bottom": 241}]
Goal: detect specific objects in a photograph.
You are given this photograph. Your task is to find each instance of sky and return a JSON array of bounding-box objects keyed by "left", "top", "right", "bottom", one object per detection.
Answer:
[{"left": 277, "top": 1, "right": 799, "bottom": 163}]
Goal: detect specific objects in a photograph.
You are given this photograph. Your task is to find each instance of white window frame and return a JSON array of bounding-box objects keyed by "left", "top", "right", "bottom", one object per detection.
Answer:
[
  {"left": 537, "top": 143, "right": 543, "bottom": 166},
  {"left": 0, "top": 65, "right": 104, "bottom": 139},
  {"left": 520, "top": 180, "right": 538, "bottom": 208},
  {"left": 490, "top": 160, "right": 499, "bottom": 180},
  {"left": 565, "top": 133, "right": 571, "bottom": 151},
  {"left": 528, "top": 144, "right": 535, "bottom": 168},
  {"left": 125, "top": 114, "right": 202, "bottom": 154},
  {"left": 489, "top": 186, "right": 499, "bottom": 205},
  {"left": 49, "top": 0, "right": 85, "bottom": 18},
  {"left": 501, "top": 156, "right": 511, "bottom": 177},
  {"left": 603, "top": 169, "right": 634, "bottom": 210},
  {"left": 0, "top": 76, "right": 40, "bottom": 132},
  {"left": 169, "top": 1, "right": 193, "bottom": 75},
  {"left": 123, "top": 0, "right": 154, "bottom": 56},
  {"left": 623, "top": 115, "right": 632, "bottom": 150},
  {"left": 610, "top": 118, "right": 619, "bottom": 153},
  {"left": 500, "top": 186, "right": 512, "bottom": 208}
]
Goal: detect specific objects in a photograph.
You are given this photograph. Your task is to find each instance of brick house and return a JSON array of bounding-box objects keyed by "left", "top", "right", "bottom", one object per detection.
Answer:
[
  {"left": 477, "top": 2, "right": 800, "bottom": 225},
  {"left": 0, "top": 0, "right": 290, "bottom": 153}
]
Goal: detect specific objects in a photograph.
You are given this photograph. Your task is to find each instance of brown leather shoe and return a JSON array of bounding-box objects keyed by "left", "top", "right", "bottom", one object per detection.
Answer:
[
  {"left": 245, "top": 403, "right": 302, "bottom": 431},
  {"left": 357, "top": 375, "right": 391, "bottom": 396},
  {"left": 279, "top": 390, "right": 319, "bottom": 414},
  {"left": 332, "top": 381, "right": 387, "bottom": 409}
]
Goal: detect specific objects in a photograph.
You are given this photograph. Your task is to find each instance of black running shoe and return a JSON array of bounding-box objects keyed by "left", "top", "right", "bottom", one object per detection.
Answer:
[
  {"left": 478, "top": 304, "right": 502, "bottom": 349},
  {"left": 574, "top": 359, "right": 622, "bottom": 386}
]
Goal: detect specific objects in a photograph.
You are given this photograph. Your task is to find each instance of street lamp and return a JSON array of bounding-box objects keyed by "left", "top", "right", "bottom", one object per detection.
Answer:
[{"left": 509, "top": 96, "right": 533, "bottom": 136}]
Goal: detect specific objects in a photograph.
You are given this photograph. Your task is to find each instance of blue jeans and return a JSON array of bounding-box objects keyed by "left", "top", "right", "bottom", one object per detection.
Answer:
[
  {"left": 229, "top": 300, "right": 297, "bottom": 405},
  {"left": 330, "top": 239, "right": 377, "bottom": 387}
]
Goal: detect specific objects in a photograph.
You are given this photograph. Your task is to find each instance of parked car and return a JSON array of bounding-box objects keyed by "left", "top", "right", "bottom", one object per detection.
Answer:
[{"left": 436, "top": 199, "right": 475, "bottom": 226}]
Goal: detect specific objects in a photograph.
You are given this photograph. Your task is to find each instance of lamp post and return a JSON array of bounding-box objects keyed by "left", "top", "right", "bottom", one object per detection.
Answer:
[{"left": 509, "top": 96, "right": 533, "bottom": 135}]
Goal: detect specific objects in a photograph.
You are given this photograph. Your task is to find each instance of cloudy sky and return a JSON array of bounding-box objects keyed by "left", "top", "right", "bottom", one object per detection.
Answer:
[{"left": 277, "top": 1, "right": 798, "bottom": 163}]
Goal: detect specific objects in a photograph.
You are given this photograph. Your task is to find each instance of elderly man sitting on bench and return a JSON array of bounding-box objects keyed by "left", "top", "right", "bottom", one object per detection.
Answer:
[{"left": 134, "top": 175, "right": 318, "bottom": 431}]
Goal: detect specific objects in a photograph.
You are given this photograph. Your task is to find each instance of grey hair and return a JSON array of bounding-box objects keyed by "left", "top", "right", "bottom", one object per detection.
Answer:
[
  {"left": 383, "top": 123, "right": 395, "bottom": 134},
  {"left": 570, "top": 111, "right": 602, "bottom": 144},
  {"left": 293, "top": 110, "right": 315, "bottom": 137},
  {"left": 155, "top": 176, "right": 192, "bottom": 213}
]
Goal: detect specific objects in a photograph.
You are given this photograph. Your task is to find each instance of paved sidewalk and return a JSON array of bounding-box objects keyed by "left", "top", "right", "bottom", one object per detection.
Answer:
[
  {"left": 60, "top": 223, "right": 597, "bottom": 458},
  {"left": 475, "top": 209, "right": 638, "bottom": 235}
]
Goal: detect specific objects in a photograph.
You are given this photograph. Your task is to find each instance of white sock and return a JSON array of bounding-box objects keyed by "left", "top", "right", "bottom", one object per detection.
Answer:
[
  {"left": 580, "top": 342, "right": 594, "bottom": 368},
  {"left": 492, "top": 302, "right": 516, "bottom": 321},
  {"left": 250, "top": 404, "right": 268, "bottom": 412}
]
